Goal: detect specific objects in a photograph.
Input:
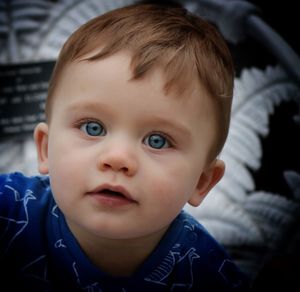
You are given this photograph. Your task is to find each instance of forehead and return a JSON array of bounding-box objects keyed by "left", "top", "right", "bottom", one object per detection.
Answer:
[
  {"left": 58, "top": 50, "right": 206, "bottom": 96},
  {"left": 52, "top": 51, "right": 212, "bottom": 117}
]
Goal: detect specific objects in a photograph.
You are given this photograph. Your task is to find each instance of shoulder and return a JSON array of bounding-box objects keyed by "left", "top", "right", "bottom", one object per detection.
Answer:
[
  {"left": 0, "top": 171, "right": 50, "bottom": 191},
  {"left": 0, "top": 173, "right": 54, "bottom": 287},
  {"left": 175, "top": 210, "right": 219, "bottom": 246},
  {"left": 174, "top": 211, "right": 250, "bottom": 290},
  {"left": 0, "top": 172, "right": 51, "bottom": 213}
]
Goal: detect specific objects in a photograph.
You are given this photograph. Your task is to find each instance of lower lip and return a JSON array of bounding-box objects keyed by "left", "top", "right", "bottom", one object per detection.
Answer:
[{"left": 87, "top": 192, "right": 137, "bottom": 208}]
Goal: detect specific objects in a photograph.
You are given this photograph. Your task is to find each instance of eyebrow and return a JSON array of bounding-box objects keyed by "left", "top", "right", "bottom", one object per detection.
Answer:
[
  {"left": 143, "top": 115, "right": 192, "bottom": 140},
  {"left": 67, "top": 100, "right": 192, "bottom": 140},
  {"left": 67, "top": 100, "right": 111, "bottom": 114}
]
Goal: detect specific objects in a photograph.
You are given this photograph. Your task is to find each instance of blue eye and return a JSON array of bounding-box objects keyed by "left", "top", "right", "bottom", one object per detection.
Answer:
[
  {"left": 144, "top": 134, "right": 170, "bottom": 149},
  {"left": 80, "top": 121, "right": 106, "bottom": 136}
]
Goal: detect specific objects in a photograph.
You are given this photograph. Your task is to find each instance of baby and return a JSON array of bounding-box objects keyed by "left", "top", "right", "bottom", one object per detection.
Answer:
[{"left": 0, "top": 2, "right": 249, "bottom": 291}]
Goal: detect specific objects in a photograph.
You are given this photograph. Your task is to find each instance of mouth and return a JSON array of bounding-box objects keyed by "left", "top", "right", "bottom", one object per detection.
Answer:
[
  {"left": 101, "top": 189, "right": 124, "bottom": 197},
  {"left": 87, "top": 184, "right": 137, "bottom": 206},
  {"left": 98, "top": 188, "right": 131, "bottom": 200}
]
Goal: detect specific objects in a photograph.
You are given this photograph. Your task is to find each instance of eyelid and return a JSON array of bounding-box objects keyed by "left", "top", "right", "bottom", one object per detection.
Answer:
[{"left": 73, "top": 118, "right": 103, "bottom": 128}]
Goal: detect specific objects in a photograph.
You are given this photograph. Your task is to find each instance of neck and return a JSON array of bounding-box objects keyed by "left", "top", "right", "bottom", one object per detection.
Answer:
[
  {"left": 68, "top": 223, "right": 169, "bottom": 277},
  {"left": 88, "top": 237, "right": 158, "bottom": 277}
]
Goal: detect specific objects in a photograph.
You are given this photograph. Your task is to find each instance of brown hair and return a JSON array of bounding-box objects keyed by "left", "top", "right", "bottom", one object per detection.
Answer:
[{"left": 46, "top": 3, "right": 234, "bottom": 158}]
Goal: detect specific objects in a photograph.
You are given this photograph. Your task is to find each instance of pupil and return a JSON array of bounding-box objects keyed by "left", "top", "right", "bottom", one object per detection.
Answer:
[
  {"left": 149, "top": 135, "right": 165, "bottom": 148},
  {"left": 87, "top": 122, "right": 101, "bottom": 135}
]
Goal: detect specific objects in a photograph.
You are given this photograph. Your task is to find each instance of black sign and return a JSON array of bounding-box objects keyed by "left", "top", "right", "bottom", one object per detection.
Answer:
[{"left": 0, "top": 61, "right": 55, "bottom": 139}]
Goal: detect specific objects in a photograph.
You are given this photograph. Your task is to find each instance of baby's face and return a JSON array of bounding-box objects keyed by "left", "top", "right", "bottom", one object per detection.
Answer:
[{"left": 41, "top": 51, "right": 217, "bottom": 241}]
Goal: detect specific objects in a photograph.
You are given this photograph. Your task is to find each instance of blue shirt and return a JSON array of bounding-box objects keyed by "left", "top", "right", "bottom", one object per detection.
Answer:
[{"left": 0, "top": 172, "right": 249, "bottom": 291}]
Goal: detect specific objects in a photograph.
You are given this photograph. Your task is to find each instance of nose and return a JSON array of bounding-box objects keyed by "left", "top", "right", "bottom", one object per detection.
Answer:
[{"left": 97, "top": 145, "right": 138, "bottom": 177}]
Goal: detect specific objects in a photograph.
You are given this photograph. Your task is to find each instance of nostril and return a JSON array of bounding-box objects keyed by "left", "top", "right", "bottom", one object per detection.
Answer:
[
  {"left": 100, "top": 162, "right": 129, "bottom": 173},
  {"left": 103, "top": 163, "right": 111, "bottom": 169},
  {"left": 98, "top": 154, "right": 137, "bottom": 176}
]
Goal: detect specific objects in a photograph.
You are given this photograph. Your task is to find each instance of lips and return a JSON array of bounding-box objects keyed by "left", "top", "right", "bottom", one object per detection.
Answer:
[{"left": 87, "top": 184, "right": 137, "bottom": 206}]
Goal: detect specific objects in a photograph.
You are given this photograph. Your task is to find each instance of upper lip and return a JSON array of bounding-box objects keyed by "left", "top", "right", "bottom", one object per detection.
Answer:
[{"left": 87, "top": 184, "right": 137, "bottom": 202}]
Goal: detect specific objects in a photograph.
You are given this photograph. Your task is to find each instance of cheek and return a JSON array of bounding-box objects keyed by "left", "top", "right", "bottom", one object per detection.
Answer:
[
  {"left": 47, "top": 140, "right": 86, "bottom": 194},
  {"left": 145, "top": 159, "right": 200, "bottom": 206},
  {"left": 48, "top": 133, "right": 84, "bottom": 170},
  {"left": 48, "top": 154, "right": 84, "bottom": 214}
]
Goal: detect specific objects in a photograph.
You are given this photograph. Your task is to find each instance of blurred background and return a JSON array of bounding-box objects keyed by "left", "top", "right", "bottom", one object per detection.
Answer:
[{"left": 1, "top": 0, "right": 300, "bottom": 290}]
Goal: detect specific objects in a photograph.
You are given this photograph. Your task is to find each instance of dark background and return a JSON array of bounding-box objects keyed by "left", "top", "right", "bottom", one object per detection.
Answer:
[
  {"left": 256, "top": 0, "right": 299, "bottom": 53},
  {"left": 232, "top": 0, "right": 300, "bottom": 73}
]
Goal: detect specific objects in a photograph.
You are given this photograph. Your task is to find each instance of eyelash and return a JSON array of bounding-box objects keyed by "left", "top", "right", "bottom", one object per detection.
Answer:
[
  {"left": 145, "top": 131, "right": 174, "bottom": 148},
  {"left": 73, "top": 118, "right": 104, "bottom": 132},
  {"left": 74, "top": 118, "right": 100, "bottom": 127}
]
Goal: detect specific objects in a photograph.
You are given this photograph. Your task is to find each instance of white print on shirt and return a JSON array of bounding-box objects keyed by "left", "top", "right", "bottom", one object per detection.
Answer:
[
  {"left": 144, "top": 245, "right": 200, "bottom": 290},
  {"left": 54, "top": 239, "right": 67, "bottom": 248},
  {"left": 20, "top": 254, "right": 49, "bottom": 283},
  {"left": 51, "top": 204, "right": 59, "bottom": 218},
  {"left": 73, "top": 261, "right": 103, "bottom": 292}
]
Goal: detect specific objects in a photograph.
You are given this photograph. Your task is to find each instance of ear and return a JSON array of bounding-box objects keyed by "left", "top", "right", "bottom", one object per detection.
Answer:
[
  {"left": 34, "top": 122, "right": 49, "bottom": 174},
  {"left": 188, "top": 159, "right": 225, "bottom": 207}
]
